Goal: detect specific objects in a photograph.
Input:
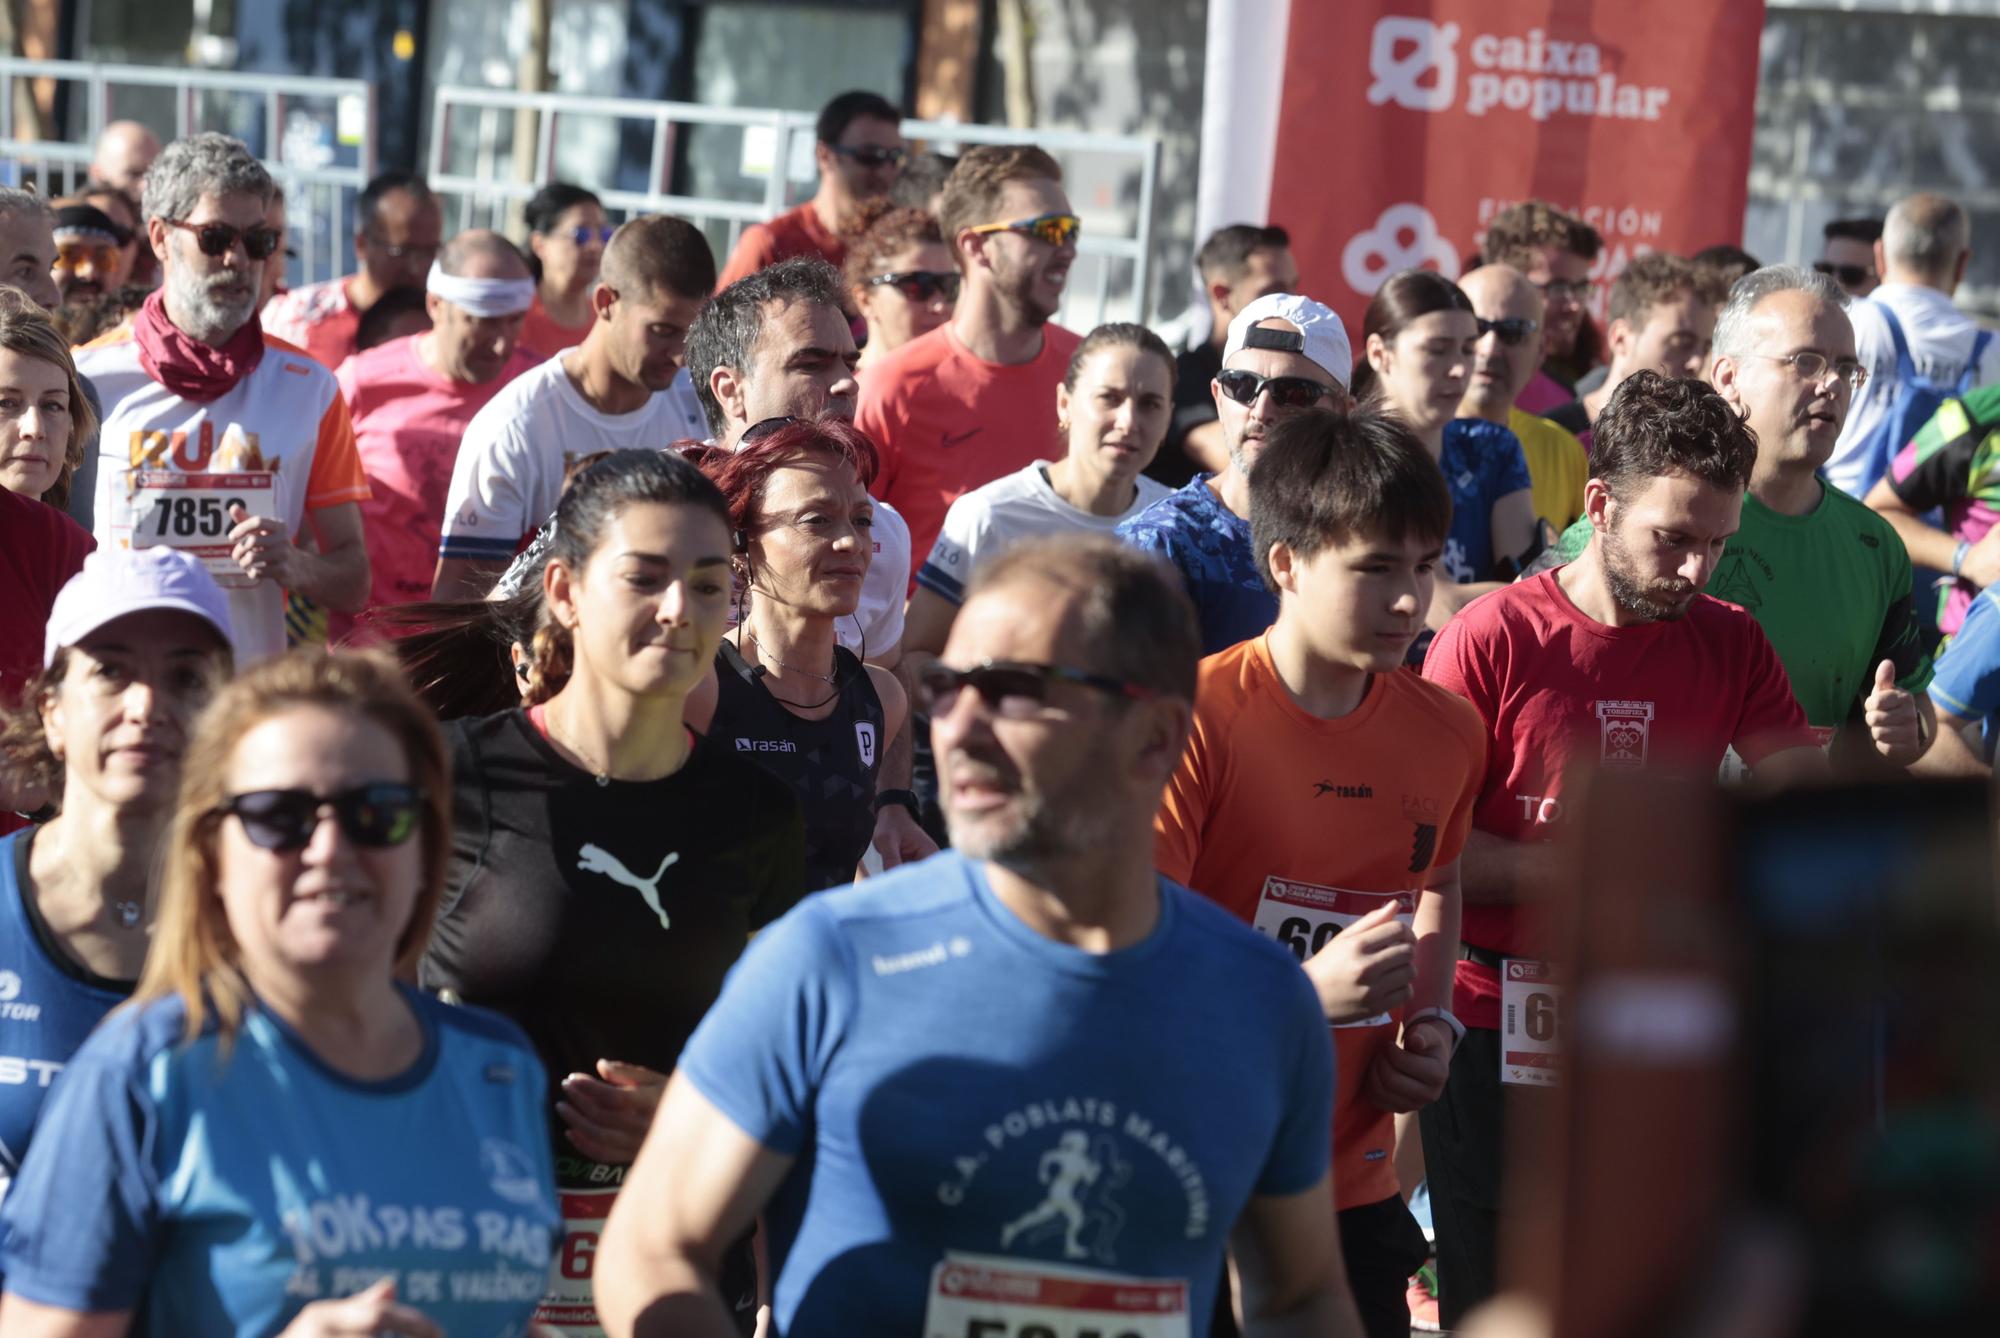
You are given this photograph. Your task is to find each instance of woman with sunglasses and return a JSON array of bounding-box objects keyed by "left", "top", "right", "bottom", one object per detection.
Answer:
[
  {"left": 0, "top": 289, "right": 98, "bottom": 516},
  {"left": 0, "top": 649, "right": 560, "bottom": 1338},
  {"left": 422, "top": 449, "right": 804, "bottom": 1336},
  {"left": 0, "top": 549, "right": 230, "bottom": 1200},
  {"left": 844, "top": 205, "right": 958, "bottom": 372},
  {"left": 521, "top": 183, "right": 612, "bottom": 360},
  {"left": 903, "top": 323, "right": 1174, "bottom": 670},
  {"left": 1353, "top": 269, "right": 1536, "bottom": 629},
  {"left": 679, "top": 418, "right": 906, "bottom": 892}
]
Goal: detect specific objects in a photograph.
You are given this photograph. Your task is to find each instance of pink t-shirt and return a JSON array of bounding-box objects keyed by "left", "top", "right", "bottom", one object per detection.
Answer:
[
  {"left": 1513, "top": 368, "right": 1571, "bottom": 415},
  {"left": 1421, "top": 570, "right": 1815, "bottom": 1029},
  {"left": 331, "top": 335, "right": 540, "bottom": 642}
]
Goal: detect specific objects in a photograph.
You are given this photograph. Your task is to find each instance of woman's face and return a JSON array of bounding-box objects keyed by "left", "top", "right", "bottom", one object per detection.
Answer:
[
  {"left": 549, "top": 501, "right": 733, "bottom": 700},
  {"left": 856, "top": 242, "right": 957, "bottom": 355},
  {"left": 1371, "top": 309, "right": 1478, "bottom": 433},
  {"left": 0, "top": 349, "right": 73, "bottom": 501},
  {"left": 533, "top": 201, "right": 611, "bottom": 297},
  {"left": 41, "top": 610, "right": 225, "bottom": 813},
  {"left": 746, "top": 452, "right": 874, "bottom": 620},
  {"left": 215, "top": 706, "right": 422, "bottom": 983},
  {"left": 1057, "top": 344, "right": 1172, "bottom": 485}
]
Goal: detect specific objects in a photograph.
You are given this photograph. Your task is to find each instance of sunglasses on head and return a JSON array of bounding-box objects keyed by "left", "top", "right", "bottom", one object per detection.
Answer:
[
  {"left": 865, "top": 269, "right": 961, "bottom": 302},
  {"left": 219, "top": 784, "right": 424, "bottom": 852},
  {"left": 832, "top": 144, "right": 907, "bottom": 169},
  {"left": 1813, "top": 260, "right": 1875, "bottom": 288},
  {"left": 163, "top": 218, "right": 283, "bottom": 261},
  {"left": 916, "top": 659, "right": 1157, "bottom": 720},
  {"left": 967, "top": 213, "right": 1081, "bottom": 248},
  {"left": 1214, "top": 367, "right": 1335, "bottom": 410},
  {"left": 567, "top": 225, "right": 617, "bottom": 247},
  {"left": 1476, "top": 315, "right": 1539, "bottom": 346}
]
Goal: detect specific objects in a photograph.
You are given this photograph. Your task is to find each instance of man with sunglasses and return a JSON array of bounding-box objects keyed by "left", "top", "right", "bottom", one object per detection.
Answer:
[
  {"left": 597, "top": 533, "right": 1365, "bottom": 1338},
  {"left": 49, "top": 201, "right": 132, "bottom": 308},
  {"left": 857, "top": 145, "right": 1083, "bottom": 576},
  {"left": 79, "top": 133, "right": 370, "bottom": 666},
  {"left": 718, "top": 90, "right": 905, "bottom": 292},
  {"left": 1818, "top": 217, "right": 1882, "bottom": 300},
  {"left": 1458, "top": 265, "right": 1588, "bottom": 535},
  {"left": 1119, "top": 292, "right": 1349, "bottom": 655},
  {"left": 1480, "top": 200, "right": 1604, "bottom": 413},
  {"left": 263, "top": 170, "right": 443, "bottom": 371},
  {"left": 1547, "top": 253, "right": 1726, "bottom": 452}
]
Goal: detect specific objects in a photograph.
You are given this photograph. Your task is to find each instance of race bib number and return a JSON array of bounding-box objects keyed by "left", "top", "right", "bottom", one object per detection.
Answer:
[
  {"left": 1252, "top": 877, "right": 1414, "bottom": 1028},
  {"left": 1500, "top": 958, "right": 1562, "bottom": 1087},
  {"left": 534, "top": 1187, "right": 613, "bottom": 1337},
  {"left": 924, "top": 1253, "right": 1190, "bottom": 1338},
  {"left": 117, "top": 470, "right": 274, "bottom": 590}
]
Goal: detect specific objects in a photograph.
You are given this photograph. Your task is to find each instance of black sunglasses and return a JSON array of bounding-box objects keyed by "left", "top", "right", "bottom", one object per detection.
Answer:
[
  {"left": 1813, "top": 260, "right": 1875, "bottom": 288},
  {"left": 916, "top": 659, "right": 1158, "bottom": 720},
  {"left": 742, "top": 415, "right": 801, "bottom": 444},
  {"left": 866, "top": 270, "right": 961, "bottom": 303},
  {"left": 832, "top": 144, "right": 907, "bottom": 169},
  {"left": 163, "top": 218, "right": 283, "bottom": 261},
  {"left": 1215, "top": 368, "right": 1335, "bottom": 410},
  {"left": 219, "top": 784, "right": 424, "bottom": 852},
  {"left": 1476, "top": 316, "right": 1539, "bottom": 346}
]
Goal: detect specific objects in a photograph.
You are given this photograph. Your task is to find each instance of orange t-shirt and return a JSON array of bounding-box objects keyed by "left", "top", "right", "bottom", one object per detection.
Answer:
[
  {"left": 1154, "top": 636, "right": 1486, "bottom": 1210},
  {"left": 855, "top": 322, "right": 1082, "bottom": 583},
  {"left": 517, "top": 294, "right": 593, "bottom": 361},
  {"left": 718, "top": 202, "right": 846, "bottom": 290}
]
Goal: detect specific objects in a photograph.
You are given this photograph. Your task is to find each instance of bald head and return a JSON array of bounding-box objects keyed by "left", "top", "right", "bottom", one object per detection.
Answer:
[
  {"left": 439, "top": 229, "right": 531, "bottom": 281},
  {"left": 1457, "top": 265, "right": 1547, "bottom": 421},
  {"left": 1459, "top": 264, "right": 1544, "bottom": 324},
  {"left": 1882, "top": 193, "right": 1971, "bottom": 292},
  {"left": 90, "top": 121, "right": 161, "bottom": 193}
]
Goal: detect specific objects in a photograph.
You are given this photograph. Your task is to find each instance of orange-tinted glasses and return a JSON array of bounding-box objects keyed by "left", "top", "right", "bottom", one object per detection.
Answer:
[{"left": 966, "top": 213, "right": 1081, "bottom": 248}]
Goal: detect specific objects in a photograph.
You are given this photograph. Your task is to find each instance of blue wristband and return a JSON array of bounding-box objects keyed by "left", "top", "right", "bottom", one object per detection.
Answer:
[{"left": 1953, "top": 539, "right": 1972, "bottom": 578}]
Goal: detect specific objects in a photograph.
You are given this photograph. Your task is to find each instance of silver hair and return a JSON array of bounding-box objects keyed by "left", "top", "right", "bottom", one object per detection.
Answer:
[
  {"left": 139, "top": 133, "right": 273, "bottom": 224},
  {"left": 1883, "top": 194, "right": 1970, "bottom": 278},
  {"left": 1711, "top": 264, "right": 1847, "bottom": 361},
  {"left": 0, "top": 188, "right": 52, "bottom": 225}
]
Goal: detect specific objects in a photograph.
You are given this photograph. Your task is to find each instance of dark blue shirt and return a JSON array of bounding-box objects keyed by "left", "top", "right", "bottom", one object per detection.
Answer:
[
  {"left": 1117, "top": 476, "right": 1275, "bottom": 655},
  {"left": 1440, "top": 418, "right": 1533, "bottom": 581}
]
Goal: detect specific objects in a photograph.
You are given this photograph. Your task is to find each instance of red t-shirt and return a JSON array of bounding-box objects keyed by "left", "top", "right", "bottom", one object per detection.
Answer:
[
  {"left": 855, "top": 322, "right": 1083, "bottom": 581},
  {"left": 517, "top": 295, "right": 592, "bottom": 362},
  {"left": 1421, "top": 570, "right": 1816, "bottom": 1029},
  {"left": 1, "top": 489, "right": 94, "bottom": 835},
  {"left": 717, "top": 202, "right": 846, "bottom": 290}
]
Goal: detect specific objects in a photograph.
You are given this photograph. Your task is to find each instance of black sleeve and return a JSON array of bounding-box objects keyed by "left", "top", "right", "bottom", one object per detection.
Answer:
[
  {"left": 1872, "top": 589, "right": 1931, "bottom": 690},
  {"left": 437, "top": 721, "right": 492, "bottom": 923}
]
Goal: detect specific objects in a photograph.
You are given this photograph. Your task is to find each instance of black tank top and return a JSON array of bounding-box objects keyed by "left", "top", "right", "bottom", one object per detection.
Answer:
[{"left": 707, "top": 639, "right": 885, "bottom": 892}]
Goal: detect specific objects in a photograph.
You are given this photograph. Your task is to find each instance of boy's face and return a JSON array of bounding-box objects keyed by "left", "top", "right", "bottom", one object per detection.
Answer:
[{"left": 1276, "top": 528, "right": 1439, "bottom": 673}]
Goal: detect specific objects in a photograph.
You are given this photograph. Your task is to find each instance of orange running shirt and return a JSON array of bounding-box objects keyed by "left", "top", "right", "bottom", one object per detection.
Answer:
[
  {"left": 1155, "top": 636, "right": 1486, "bottom": 1209},
  {"left": 517, "top": 295, "right": 593, "bottom": 361},
  {"left": 717, "top": 202, "right": 847, "bottom": 291}
]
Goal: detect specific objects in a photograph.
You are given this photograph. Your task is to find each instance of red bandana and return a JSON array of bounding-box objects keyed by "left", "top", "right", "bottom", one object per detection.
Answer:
[{"left": 132, "top": 288, "right": 266, "bottom": 403}]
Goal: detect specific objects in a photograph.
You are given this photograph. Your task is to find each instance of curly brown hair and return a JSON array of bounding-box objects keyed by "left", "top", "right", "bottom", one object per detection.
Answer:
[
  {"left": 842, "top": 204, "right": 946, "bottom": 297},
  {"left": 1593, "top": 370, "right": 1757, "bottom": 501},
  {"left": 1483, "top": 200, "right": 1602, "bottom": 270}
]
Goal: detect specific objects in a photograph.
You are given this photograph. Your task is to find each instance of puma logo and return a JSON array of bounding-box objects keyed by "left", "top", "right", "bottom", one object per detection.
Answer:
[{"left": 576, "top": 843, "right": 680, "bottom": 929}]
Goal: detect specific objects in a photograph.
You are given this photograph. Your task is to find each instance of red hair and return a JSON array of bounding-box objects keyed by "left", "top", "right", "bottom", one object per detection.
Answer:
[{"left": 687, "top": 415, "right": 881, "bottom": 532}]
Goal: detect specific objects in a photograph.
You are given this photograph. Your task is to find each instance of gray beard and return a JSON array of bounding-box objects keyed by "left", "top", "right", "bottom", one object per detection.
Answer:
[{"left": 166, "top": 271, "right": 256, "bottom": 344}]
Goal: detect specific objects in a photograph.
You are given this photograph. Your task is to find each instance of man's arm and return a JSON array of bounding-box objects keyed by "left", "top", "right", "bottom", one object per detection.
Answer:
[
  {"left": 1743, "top": 745, "right": 1831, "bottom": 789},
  {"left": 1914, "top": 708, "right": 1993, "bottom": 778},
  {"left": 867, "top": 661, "right": 937, "bottom": 871},
  {"left": 1865, "top": 477, "right": 1964, "bottom": 574},
  {"left": 1459, "top": 828, "right": 1562, "bottom": 907},
  {"left": 228, "top": 500, "right": 369, "bottom": 612},
  {"left": 432, "top": 555, "right": 507, "bottom": 602},
  {"left": 594, "top": 1072, "right": 795, "bottom": 1338},
  {"left": 1228, "top": 1174, "right": 1365, "bottom": 1338},
  {"left": 1427, "top": 578, "right": 1506, "bottom": 629}
]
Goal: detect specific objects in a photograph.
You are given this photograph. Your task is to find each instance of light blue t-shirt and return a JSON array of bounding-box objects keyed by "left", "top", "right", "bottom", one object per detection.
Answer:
[
  {"left": 0, "top": 986, "right": 559, "bottom": 1337},
  {"left": 1440, "top": 417, "right": 1533, "bottom": 582},
  {"left": 679, "top": 850, "right": 1335, "bottom": 1336},
  {"left": 1117, "top": 476, "right": 1275, "bottom": 655},
  {"left": 1931, "top": 587, "right": 2000, "bottom": 758}
]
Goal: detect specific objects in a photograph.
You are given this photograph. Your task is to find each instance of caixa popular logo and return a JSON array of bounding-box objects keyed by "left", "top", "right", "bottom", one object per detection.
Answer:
[
  {"left": 1342, "top": 204, "right": 1459, "bottom": 297},
  {"left": 1367, "top": 16, "right": 1670, "bottom": 123}
]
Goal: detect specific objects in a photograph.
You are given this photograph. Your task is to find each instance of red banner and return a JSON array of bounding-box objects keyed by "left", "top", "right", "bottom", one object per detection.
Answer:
[{"left": 1268, "top": 1, "right": 1767, "bottom": 334}]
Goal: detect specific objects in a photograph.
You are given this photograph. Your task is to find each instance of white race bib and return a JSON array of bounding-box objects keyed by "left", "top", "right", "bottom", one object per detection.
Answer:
[
  {"left": 923, "top": 1252, "right": 1190, "bottom": 1338},
  {"left": 1252, "top": 877, "right": 1414, "bottom": 1028},
  {"left": 114, "top": 469, "right": 275, "bottom": 590},
  {"left": 534, "top": 1186, "right": 613, "bottom": 1337},
  {"left": 1500, "top": 958, "right": 1562, "bottom": 1087}
]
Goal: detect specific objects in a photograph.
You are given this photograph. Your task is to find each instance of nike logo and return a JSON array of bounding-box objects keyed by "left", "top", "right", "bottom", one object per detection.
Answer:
[{"left": 942, "top": 427, "right": 983, "bottom": 448}]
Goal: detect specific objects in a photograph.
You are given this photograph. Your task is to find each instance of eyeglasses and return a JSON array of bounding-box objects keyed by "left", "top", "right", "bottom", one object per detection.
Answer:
[
  {"left": 53, "top": 243, "right": 122, "bottom": 273},
  {"left": 219, "top": 784, "right": 424, "bottom": 852},
  {"left": 565, "top": 225, "right": 616, "bottom": 247},
  {"left": 1214, "top": 367, "right": 1336, "bottom": 410},
  {"left": 1745, "top": 350, "right": 1869, "bottom": 392},
  {"left": 967, "top": 213, "right": 1081, "bottom": 248},
  {"left": 162, "top": 218, "right": 282, "bottom": 261},
  {"left": 1476, "top": 316, "right": 1539, "bottom": 346},
  {"left": 1813, "top": 260, "right": 1876, "bottom": 288},
  {"left": 865, "top": 270, "right": 961, "bottom": 303},
  {"left": 916, "top": 659, "right": 1158, "bottom": 720},
  {"left": 831, "top": 144, "right": 907, "bottom": 169},
  {"left": 1532, "top": 278, "right": 1591, "bottom": 303}
]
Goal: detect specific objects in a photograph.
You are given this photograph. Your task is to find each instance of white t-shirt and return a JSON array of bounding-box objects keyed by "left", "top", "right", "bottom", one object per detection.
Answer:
[
  {"left": 1826, "top": 283, "right": 2000, "bottom": 499},
  {"left": 438, "top": 357, "right": 711, "bottom": 565},
  {"left": 850, "top": 498, "right": 909, "bottom": 659},
  {"left": 914, "top": 461, "right": 1171, "bottom": 603}
]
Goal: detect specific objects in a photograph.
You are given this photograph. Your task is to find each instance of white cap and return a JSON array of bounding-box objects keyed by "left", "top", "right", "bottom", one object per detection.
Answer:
[
  {"left": 45, "top": 548, "right": 234, "bottom": 667},
  {"left": 1222, "top": 293, "right": 1353, "bottom": 388}
]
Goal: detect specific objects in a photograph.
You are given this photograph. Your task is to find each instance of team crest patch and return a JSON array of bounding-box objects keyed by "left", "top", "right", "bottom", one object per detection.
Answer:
[
  {"left": 1595, "top": 700, "right": 1655, "bottom": 768},
  {"left": 856, "top": 721, "right": 877, "bottom": 768}
]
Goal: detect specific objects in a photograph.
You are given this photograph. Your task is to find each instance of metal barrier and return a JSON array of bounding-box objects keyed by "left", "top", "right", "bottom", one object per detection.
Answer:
[
  {"left": 427, "top": 86, "right": 1162, "bottom": 326},
  {"left": 0, "top": 57, "right": 375, "bottom": 291}
]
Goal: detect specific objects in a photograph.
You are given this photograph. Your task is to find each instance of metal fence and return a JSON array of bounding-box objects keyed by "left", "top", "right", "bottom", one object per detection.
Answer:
[{"left": 0, "top": 57, "right": 375, "bottom": 291}]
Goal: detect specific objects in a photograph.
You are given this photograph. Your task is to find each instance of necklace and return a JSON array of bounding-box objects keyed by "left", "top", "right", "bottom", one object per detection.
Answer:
[
  {"left": 543, "top": 707, "right": 612, "bottom": 787},
  {"left": 745, "top": 629, "right": 839, "bottom": 685},
  {"left": 110, "top": 899, "right": 143, "bottom": 930}
]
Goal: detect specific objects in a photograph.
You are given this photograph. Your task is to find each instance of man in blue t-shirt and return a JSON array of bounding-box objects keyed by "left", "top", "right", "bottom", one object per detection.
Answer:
[
  {"left": 595, "top": 534, "right": 1360, "bottom": 1338},
  {"left": 1119, "top": 292, "right": 1351, "bottom": 655},
  {"left": 1918, "top": 586, "right": 2000, "bottom": 776}
]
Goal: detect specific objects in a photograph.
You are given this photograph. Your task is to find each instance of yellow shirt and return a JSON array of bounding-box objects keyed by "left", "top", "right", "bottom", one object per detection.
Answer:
[{"left": 1509, "top": 408, "right": 1588, "bottom": 533}]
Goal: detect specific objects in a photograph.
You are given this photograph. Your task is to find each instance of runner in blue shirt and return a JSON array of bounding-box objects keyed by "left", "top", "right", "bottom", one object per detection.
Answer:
[
  {"left": 1918, "top": 587, "right": 2000, "bottom": 776},
  {"left": 595, "top": 535, "right": 1364, "bottom": 1338}
]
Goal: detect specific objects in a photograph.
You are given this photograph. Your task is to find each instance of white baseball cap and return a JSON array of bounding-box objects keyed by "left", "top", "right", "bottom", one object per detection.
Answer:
[
  {"left": 1222, "top": 293, "right": 1353, "bottom": 389},
  {"left": 44, "top": 548, "right": 234, "bottom": 667}
]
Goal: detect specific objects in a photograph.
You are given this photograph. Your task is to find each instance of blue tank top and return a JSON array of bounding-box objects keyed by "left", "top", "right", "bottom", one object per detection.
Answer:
[{"left": 0, "top": 829, "right": 131, "bottom": 1199}]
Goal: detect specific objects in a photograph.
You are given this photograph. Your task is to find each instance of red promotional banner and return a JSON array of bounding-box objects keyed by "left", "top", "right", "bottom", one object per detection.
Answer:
[{"left": 1268, "top": 1, "right": 1767, "bottom": 334}]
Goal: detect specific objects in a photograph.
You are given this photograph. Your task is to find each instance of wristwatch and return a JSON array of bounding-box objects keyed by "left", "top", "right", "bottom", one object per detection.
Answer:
[
  {"left": 1404, "top": 1007, "right": 1466, "bottom": 1055},
  {"left": 873, "top": 788, "right": 920, "bottom": 816}
]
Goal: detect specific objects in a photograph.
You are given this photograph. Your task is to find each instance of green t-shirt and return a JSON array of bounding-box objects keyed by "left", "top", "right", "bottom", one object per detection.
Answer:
[{"left": 1542, "top": 486, "right": 1932, "bottom": 730}]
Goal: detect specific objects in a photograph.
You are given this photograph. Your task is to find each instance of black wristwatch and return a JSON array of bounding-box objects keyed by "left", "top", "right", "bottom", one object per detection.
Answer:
[{"left": 873, "top": 788, "right": 920, "bottom": 816}]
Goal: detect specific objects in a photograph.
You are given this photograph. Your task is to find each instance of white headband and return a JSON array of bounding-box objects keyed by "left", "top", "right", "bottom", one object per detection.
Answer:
[{"left": 425, "top": 262, "right": 536, "bottom": 318}]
